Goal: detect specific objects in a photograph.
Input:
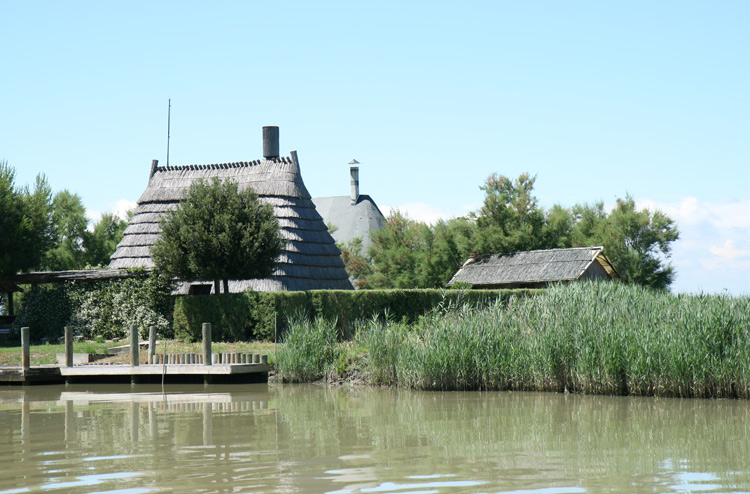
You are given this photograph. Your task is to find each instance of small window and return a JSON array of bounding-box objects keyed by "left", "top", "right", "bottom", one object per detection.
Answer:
[{"left": 188, "top": 284, "right": 212, "bottom": 296}]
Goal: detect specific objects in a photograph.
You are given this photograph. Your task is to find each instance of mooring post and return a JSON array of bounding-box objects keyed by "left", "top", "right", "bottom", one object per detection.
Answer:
[
  {"left": 21, "top": 327, "right": 30, "bottom": 370},
  {"left": 64, "top": 326, "right": 74, "bottom": 367},
  {"left": 203, "top": 323, "right": 212, "bottom": 366},
  {"left": 148, "top": 326, "right": 156, "bottom": 363},
  {"left": 130, "top": 324, "right": 139, "bottom": 366}
]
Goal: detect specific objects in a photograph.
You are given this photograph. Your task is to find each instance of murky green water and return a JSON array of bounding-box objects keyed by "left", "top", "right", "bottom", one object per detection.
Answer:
[{"left": 0, "top": 384, "right": 748, "bottom": 493}]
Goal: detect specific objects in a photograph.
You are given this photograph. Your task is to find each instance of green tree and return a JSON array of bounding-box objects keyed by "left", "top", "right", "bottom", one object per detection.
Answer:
[
  {"left": 337, "top": 237, "right": 374, "bottom": 289},
  {"left": 0, "top": 161, "right": 55, "bottom": 277},
  {"left": 83, "top": 212, "right": 129, "bottom": 267},
  {"left": 43, "top": 190, "right": 89, "bottom": 270},
  {"left": 150, "top": 178, "right": 284, "bottom": 294},
  {"left": 353, "top": 214, "right": 474, "bottom": 289},
  {"left": 572, "top": 196, "right": 679, "bottom": 290},
  {"left": 364, "top": 210, "right": 423, "bottom": 289},
  {"left": 473, "top": 173, "right": 547, "bottom": 255},
  {"left": 415, "top": 218, "right": 475, "bottom": 288}
]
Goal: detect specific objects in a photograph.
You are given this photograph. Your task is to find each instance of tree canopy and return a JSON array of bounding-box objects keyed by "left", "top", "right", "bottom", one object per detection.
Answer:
[
  {"left": 0, "top": 161, "right": 55, "bottom": 277},
  {"left": 150, "top": 178, "right": 284, "bottom": 294},
  {"left": 345, "top": 172, "right": 679, "bottom": 291}
]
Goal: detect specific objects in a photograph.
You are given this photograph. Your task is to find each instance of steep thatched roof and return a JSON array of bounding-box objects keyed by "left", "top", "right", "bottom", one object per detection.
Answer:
[
  {"left": 110, "top": 150, "right": 353, "bottom": 292},
  {"left": 448, "top": 246, "right": 618, "bottom": 288},
  {"left": 312, "top": 194, "right": 386, "bottom": 252}
]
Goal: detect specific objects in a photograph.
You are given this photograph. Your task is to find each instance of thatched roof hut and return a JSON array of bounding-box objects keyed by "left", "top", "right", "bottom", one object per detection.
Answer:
[
  {"left": 447, "top": 246, "right": 618, "bottom": 289},
  {"left": 110, "top": 127, "right": 353, "bottom": 292}
]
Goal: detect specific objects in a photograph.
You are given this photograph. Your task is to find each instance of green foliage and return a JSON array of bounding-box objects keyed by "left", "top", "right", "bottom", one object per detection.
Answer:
[
  {"left": 276, "top": 317, "right": 341, "bottom": 382},
  {"left": 151, "top": 178, "right": 284, "bottom": 293},
  {"left": 337, "top": 237, "right": 373, "bottom": 288},
  {"left": 174, "top": 291, "right": 310, "bottom": 342},
  {"left": 0, "top": 161, "right": 55, "bottom": 276},
  {"left": 11, "top": 283, "right": 73, "bottom": 342},
  {"left": 355, "top": 212, "right": 474, "bottom": 289},
  {"left": 353, "top": 172, "right": 679, "bottom": 290},
  {"left": 473, "top": 172, "right": 547, "bottom": 254},
  {"left": 83, "top": 212, "right": 129, "bottom": 267},
  {"left": 43, "top": 190, "right": 89, "bottom": 270},
  {"left": 365, "top": 211, "right": 423, "bottom": 288},
  {"left": 12, "top": 273, "right": 174, "bottom": 342},
  {"left": 173, "top": 288, "right": 531, "bottom": 342},
  {"left": 173, "top": 293, "right": 252, "bottom": 342},
  {"left": 567, "top": 197, "right": 680, "bottom": 290},
  {"left": 275, "top": 281, "right": 750, "bottom": 397}
]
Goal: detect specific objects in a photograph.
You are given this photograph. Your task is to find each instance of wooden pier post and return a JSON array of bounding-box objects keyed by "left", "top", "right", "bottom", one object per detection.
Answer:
[
  {"left": 148, "top": 326, "right": 156, "bottom": 363},
  {"left": 21, "top": 327, "right": 30, "bottom": 370},
  {"left": 203, "top": 323, "right": 212, "bottom": 366},
  {"left": 130, "top": 324, "right": 139, "bottom": 367},
  {"left": 65, "top": 326, "right": 74, "bottom": 367}
]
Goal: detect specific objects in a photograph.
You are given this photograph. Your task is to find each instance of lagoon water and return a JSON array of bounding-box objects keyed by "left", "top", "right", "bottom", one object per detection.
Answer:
[{"left": 0, "top": 383, "right": 748, "bottom": 494}]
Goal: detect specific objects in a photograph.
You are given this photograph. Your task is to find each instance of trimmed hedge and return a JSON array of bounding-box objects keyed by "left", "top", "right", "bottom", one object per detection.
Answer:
[{"left": 173, "top": 289, "right": 536, "bottom": 342}]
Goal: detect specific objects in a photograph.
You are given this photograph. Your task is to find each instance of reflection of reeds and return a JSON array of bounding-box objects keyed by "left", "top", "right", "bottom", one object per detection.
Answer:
[{"left": 280, "top": 281, "right": 750, "bottom": 398}]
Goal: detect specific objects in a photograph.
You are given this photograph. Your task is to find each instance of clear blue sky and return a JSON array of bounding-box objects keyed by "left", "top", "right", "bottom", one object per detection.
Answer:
[{"left": 2, "top": 1, "right": 749, "bottom": 294}]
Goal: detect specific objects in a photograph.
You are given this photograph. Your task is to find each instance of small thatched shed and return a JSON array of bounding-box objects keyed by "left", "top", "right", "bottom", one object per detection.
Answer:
[
  {"left": 109, "top": 127, "right": 353, "bottom": 293},
  {"left": 447, "top": 246, "right": 618, "bottom": 289}
]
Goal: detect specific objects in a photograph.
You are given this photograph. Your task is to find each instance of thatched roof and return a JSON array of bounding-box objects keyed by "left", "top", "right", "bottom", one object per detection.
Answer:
[
  {"left": 448, "top": 246, "right": 618, "bottom": 288},
  {"left": 312, "top": 194, "right": 386, "bottom": 252},
  {"left": 110, "top": 150, "right": 353, "bottom": 292}
]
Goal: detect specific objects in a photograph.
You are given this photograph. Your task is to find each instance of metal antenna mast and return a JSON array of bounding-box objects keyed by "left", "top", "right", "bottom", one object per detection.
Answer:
[{"left": 166, "top": 99, "right": 171, "bottom": 167}]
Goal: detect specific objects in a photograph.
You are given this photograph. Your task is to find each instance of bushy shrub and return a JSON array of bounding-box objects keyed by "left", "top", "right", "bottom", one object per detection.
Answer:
[
  {"left": 12, "top": 282, "right": 74, "bottom": 342},
  {"left": 68, "top": 274, "right": 175, "bottom": 339},
  {"left": 12, "top": 273, "right": 175, "bottom": 341},
  {"left": 173, "top": 293, "right": 251, "bottom": 342}
]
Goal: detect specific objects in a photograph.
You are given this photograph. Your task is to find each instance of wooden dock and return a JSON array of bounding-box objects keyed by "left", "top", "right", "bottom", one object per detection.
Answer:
[
  {"left": 3, "top": 323, "right": 270, "bottom": 385},
  {"left": 0, "top": 363, "right": 270, "bottom": 385}
]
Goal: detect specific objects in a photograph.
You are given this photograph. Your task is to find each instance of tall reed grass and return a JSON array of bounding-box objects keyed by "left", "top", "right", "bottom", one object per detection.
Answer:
[
  {"left": 275, "top": 317, "right": 341, "bottom": 382},
  {"left": 279, "top": 282, "right": 750, "bottom": 398}
]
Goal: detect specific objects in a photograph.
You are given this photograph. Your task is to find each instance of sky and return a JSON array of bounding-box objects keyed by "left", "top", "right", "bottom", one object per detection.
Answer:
[{"left": 2, "top": 1, "right": 749, "bottom": 295}]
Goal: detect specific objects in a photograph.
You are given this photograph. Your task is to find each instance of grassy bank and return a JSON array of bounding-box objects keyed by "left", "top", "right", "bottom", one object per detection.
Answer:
[{"left": 277, "top": 282, "right": 750, "bottom": 398}]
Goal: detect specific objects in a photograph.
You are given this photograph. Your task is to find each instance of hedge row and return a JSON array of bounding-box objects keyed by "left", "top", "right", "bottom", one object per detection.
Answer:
[{"left": 173, "top": 289, "right": 536, "bottom": 342}]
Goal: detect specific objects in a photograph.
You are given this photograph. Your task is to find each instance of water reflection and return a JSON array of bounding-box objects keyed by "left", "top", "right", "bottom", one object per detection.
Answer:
[{"left": 0, "top": 384, "right": 748, "bottom": 493}]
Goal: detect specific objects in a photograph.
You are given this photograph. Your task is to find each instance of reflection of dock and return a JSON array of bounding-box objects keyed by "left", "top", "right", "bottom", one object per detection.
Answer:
[{"left": 0, "top": 363, "right": 270, "bottom": 385}]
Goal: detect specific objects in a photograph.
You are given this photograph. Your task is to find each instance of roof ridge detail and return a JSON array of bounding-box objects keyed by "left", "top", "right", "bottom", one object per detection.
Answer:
[{"left": 154, "top": 156, "right": 293, "bottom": 173}]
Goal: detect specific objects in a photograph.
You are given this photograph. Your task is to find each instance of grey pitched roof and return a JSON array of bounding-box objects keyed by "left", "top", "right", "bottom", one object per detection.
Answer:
[
  {"left": 448, "top": 246, "right": 618, "bottom": 287},
  {"left": 311, "top": 195, "right": 386, "bottom": 252},
  {"left": 110, "top": 152, "right": 353, "bottom": 291}
]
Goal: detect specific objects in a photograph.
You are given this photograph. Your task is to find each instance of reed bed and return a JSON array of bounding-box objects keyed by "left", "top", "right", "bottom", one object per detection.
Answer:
[
  {"left": 278, "top": 282, "right": 750, "bottom": 398},
  {"left": 275, "top": 317, "right": 341, "bottom": 382}
]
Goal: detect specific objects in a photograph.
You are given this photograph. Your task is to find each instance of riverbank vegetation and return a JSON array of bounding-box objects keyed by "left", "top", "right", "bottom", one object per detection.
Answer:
[{"left": 277, "top": 281, "right": 750, "bottom": 399}]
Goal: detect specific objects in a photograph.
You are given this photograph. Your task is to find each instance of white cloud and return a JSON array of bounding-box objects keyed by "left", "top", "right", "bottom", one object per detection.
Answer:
[
  {"left": 638, "top": 196, "right": 750, "bottom": 230},
  {"left": 86, "top": 198, "right": 138, "bottom": 226},
  {"left": 380, "top": 202, "right": 477, "bottom": 225},
  {"left": 636, "top": 196, "right": 750, "bottom": 294},
  {"left": 709, "top": 239, "right": 750, "bottom": 260}
]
